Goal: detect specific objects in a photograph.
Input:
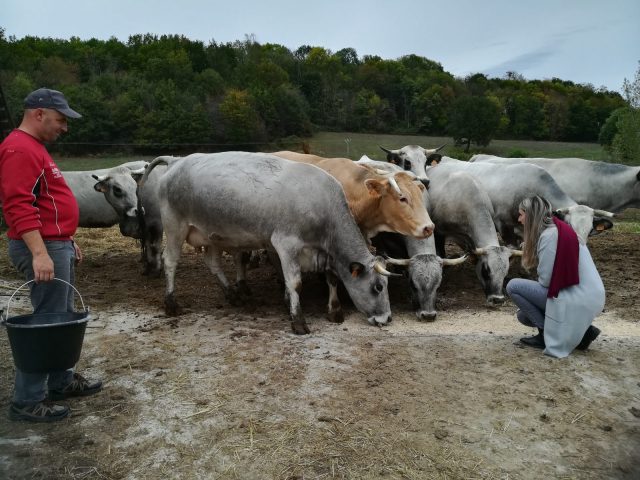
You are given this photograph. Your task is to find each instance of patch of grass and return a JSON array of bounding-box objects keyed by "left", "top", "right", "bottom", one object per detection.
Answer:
[
  {"left": 614, "top": 221, "right": 640, "bottom": 234},
  {"left": 305, "top": 132, "right": 611, "bottom": 161},
  {"left": 49, "top": 131, "right": 618, "bottom": 170},
  {"left": 54, "top": 155, "right": 156, "bottom": 171}
]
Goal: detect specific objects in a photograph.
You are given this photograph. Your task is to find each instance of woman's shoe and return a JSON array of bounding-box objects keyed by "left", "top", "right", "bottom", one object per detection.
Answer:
[
  {"left": 520, "top": 329, "right": 545, "bottom": 349},
  {"left": 575, "top": 325, "right": 601, "bottom": 350}
]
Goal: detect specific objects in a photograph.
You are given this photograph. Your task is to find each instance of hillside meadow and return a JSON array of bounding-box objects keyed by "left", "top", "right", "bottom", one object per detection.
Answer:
[{"left": 52, "top": 131, "right": 615, "bottom": 171}]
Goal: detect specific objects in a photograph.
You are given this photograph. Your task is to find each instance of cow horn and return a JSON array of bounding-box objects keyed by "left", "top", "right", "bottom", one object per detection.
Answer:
[
  {"left": 473, "top": 247, "right": 487, "bottom": 256},
  {"left": 509, "top": 249, "right": 523, "bottom": 257},
  {"left": 442, "top": 254, "right": 468, "bottom": 266},
  {"left": 555, "top": 207, "right": 570, "bottom": 214},
  {"left": 379, "top": 145, "right": 394, "bottom": 154},
  {"left": 388, "top": 175, "right": 402, "bottom": 195},
  {"left": 384, "top": 257, "right": 411, "bottom": 266},
  {"left": 92, "top": 174, "right": 107, "bottom": 182},
  {"left": 130, "top": 167, "right": 146, "bottom": 176},
  {"left": 374, "top": 261, "right": 401, "bottom": 277},
  {"left": 435, "top": 143, "right": 447, "bottom": 152},
  {"left": 593, "top": 209, "right": 615, "bottom": 218}
]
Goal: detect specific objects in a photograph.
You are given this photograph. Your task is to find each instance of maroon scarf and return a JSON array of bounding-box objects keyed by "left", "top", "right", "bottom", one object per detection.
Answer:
[{"left": 547, "top": 217, "right": 580, "bottom": 298}]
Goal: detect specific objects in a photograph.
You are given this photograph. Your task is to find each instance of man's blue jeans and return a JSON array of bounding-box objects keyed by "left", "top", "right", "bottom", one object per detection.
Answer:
[
  {"left": 506, "top": 278, "right": 548, "bottom": 329},
  {"left": 8, "top": 239, "right": 76, "bottom": 405}
]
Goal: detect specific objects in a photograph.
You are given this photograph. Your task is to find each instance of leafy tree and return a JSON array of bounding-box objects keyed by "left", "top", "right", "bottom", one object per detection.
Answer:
[
  {"left": 447, "top": 96, "right": 501, "bottom": 152},
  {"left": 0, "top": 31, "right": 629, "bottom": 150},
  {"left": 610, "top": 62, "right": 640, "bottom": 164},
  {"left": 218, "top": 88, "right": 266, "bottom": 145},
  {"left": 599, "top": 107, "right": 626, "bottom": 148},
  {"left": 508, "top": 94, "right": 547, "bottom": 139}
]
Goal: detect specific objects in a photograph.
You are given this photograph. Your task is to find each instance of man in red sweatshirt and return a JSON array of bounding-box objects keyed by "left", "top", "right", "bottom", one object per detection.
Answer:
[{"left": 0, "top": 88, "right": 102, "bottom": 422}]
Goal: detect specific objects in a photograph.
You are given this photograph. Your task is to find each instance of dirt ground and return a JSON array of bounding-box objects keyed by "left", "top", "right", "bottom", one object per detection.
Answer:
[{"left": 0, "top": 217, "right": 639, "bottom": 479}]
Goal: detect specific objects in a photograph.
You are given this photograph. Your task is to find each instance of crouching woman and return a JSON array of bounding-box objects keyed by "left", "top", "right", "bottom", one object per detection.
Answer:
[{"left": 506, "top": 195, "right": 604, "bottom": 358}]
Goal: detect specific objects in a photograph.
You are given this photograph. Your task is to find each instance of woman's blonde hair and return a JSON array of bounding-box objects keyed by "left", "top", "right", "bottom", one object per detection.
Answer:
[{"left": 519, "top": 195, "right": 554, "bottom": 270}]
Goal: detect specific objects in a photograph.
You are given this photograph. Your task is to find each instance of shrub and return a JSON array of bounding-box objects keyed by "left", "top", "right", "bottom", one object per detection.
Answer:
[{"left": 507, "top": 149, "right": 529, "bottom": 158}]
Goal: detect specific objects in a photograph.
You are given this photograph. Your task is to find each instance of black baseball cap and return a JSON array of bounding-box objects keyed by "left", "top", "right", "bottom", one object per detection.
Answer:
[{"left": 23, "top": 88, "right": 82, "bottom": 119}]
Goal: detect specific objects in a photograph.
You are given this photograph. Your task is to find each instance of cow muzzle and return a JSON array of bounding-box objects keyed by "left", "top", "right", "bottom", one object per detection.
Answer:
[
  {"left": 415, "top": 222, "right": 435, "bottom": 239},
  {"left": 417, "top": 310, "right": 437, "bottom": 322},
  {"left": 368, "top": 313, "right": 392, "bottom": 327},
  {"left": 486, "top": 294, "right": 505, "bottom": 306}
]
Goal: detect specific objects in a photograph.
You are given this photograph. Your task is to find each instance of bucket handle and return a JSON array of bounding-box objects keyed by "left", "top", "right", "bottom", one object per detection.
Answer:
[{"left": 2, "top": 278, "right": 88, "bottom": 323}]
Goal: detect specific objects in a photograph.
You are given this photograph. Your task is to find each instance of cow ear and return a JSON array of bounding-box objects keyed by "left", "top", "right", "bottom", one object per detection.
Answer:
[
  {"left": 349, "top": 262, "right": 365, "bottom": 278},
  {"left": 93, "top": 181, "right": 108, "bottom": 193},
  {"left": 387, "top": 153, "right": 401, "bottom": 165},
  {"left": 131, "top": 172, "right": 145, "bottom": 184},
  {"left": 364, "top": 178, "right": 385, "bottom": 197},
  {"left": 427, "top": 153, "right": 442, "bottom": 166},
  {"left": 552, "top": 209, "right": 566, "bottom": 221}
]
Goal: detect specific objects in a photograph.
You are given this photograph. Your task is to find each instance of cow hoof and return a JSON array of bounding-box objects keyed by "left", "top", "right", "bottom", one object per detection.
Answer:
[
  {"left": 328, "top": 309, "right": 344, "bottom": 323},
  {"left": 236, "top": 281, "right": 252, "bottom": 297},
  {"left": 291, "top": 322, "right": 311, "bottom": 335},
  {"left": 224, "top": 286, "right": 244, "bottom": 306},
  {"left": 164, "top": 295, "right": 182, "bottom": 316}
]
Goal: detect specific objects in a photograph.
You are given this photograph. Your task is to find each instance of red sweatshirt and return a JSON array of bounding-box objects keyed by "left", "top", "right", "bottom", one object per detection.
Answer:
[{"left": 0, "top": 129, "right": 79, "bottom": 240}]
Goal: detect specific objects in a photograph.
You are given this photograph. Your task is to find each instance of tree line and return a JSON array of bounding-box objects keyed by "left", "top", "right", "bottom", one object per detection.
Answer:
[{"left": 0, "top": 29, "right": 633, "bottom": 157}]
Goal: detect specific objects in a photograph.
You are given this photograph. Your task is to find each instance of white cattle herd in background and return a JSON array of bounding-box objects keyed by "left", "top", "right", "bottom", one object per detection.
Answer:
[{"left": 68, "top": 146, "right": 640, "bottom": 334}]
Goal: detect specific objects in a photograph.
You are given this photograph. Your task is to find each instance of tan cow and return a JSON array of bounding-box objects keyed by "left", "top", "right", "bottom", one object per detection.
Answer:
[{"left": 272, "top": 151, "right": 434, "bottom": 241}]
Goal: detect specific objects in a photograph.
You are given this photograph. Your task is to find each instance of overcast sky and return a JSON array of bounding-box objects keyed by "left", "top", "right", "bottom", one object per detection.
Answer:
[{"left": 3, "top": 0, "right": 639, "bottom": 94}]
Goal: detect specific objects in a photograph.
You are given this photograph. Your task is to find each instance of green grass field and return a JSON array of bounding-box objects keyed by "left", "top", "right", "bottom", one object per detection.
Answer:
[
  {"left": 305, "top": 132, "right": 613, "bottom": 162},
  {"left": 53, "top": 131, "right": 613, "bottom": 171}
]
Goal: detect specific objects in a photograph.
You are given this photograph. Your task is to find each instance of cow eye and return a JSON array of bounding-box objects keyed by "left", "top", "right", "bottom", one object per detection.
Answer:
[
  {"left": 404, "top": 161, "right": 412, "bottom": 170},
  {"left": 372, "top": 282, "right": 384, "bottom": 294},
  {"left": 400, "top": 196, "right": 408, "bottom": 203},
  {"left": 113, "top": 186, "right": 123, "bottom": 198}
]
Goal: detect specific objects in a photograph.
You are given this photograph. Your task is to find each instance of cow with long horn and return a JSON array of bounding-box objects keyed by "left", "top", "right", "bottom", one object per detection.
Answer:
[
  {"left": 142, "top": 152, "right": 393, "bottom": 334},
  {"left": 374, "top": 231, "right": 468, "bottom": 321},
  {"left": 379, "top": 144, "right": 446, "bottom": 182},
  {"left": 426, "top": 170, "right": 523, "bottom": 306}
]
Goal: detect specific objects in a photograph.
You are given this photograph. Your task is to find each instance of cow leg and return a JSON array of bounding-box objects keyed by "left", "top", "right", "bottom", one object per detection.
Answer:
[
  {"left": 163, "top": 221, "right": 189, "bottom": 316},
  {"left": 234, "top": 252, "right": 252, "bottom": 297},
  {"left": 283, "top": 268, "right": 307, "bottom": 334},
  {"left": 201, "top": 247, "right": 241, "bottom": 305},
  {"left": 143, "top": 223, "right": 164, "bottom": 276},
  {"left": 271, "top": 236, "right": 309, "bottom": 335},
  {"left": 325, "top": 271, "right": 344, "bottom": 323}
]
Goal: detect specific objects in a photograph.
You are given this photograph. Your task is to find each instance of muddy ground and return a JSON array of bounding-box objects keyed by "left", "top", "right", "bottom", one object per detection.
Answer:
[{"left": 0, "top": 215, "right": 639, "bottom": 479}]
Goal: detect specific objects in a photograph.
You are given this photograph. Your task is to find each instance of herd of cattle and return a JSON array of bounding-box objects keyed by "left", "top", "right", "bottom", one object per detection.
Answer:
[{"left": 65, "top": 146, "right": 640, "bottom": 334}]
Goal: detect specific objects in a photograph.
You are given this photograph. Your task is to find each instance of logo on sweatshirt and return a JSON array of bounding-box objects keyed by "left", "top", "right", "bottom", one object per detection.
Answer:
[{"left": 49, "top": 163, "right": 63, "bottom": 179}]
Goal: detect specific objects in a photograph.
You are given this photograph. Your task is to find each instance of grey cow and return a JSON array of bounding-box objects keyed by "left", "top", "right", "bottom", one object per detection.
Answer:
[
  {"left": 426, "top": 170, "right": 521, "bottom": 306},
  {"left": 469, "top": 154, "right": 640, "bottom": 213},
  {"left": 428, "top": 157, "right": 614, "bottom": 245},
  {"left": 357, "top": 157, "right": 467, "bottom": 319},
  {"left": 142, "top": 152, "right": 393, "bottom": 335},
  {"left": 63, "top": 161, "right": 147, "bottom": 237}
]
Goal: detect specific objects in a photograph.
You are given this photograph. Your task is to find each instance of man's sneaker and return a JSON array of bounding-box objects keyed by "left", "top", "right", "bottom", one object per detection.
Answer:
[
  {"left": 48, "top": 373, "right": 103, "bottom": 401},
  {"left": 576, "top": 325, "right": 601, "bottom": 351},
  {"left": 8, "top": 401, "right": 69, "bottom": 423}
]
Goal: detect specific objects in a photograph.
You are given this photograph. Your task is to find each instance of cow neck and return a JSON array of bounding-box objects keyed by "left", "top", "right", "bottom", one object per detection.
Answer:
[{"left": 325, "top": 207, "right": 372, "bottom": 267}]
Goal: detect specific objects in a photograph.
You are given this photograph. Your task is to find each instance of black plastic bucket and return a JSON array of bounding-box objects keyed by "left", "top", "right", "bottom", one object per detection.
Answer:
[{"left": 2, "top": 279, "right": 92, "bottom": 374}]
